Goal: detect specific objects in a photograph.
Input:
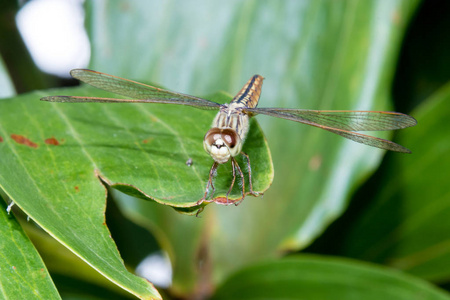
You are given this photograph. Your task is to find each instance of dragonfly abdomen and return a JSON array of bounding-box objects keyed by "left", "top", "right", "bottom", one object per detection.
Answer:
[{"left": 231, "top": 75, "right": 264, "bottom": 109}]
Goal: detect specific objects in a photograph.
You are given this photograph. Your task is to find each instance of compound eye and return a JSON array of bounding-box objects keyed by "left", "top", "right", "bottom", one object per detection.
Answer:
[
  {"left": 204, "top": 128, "right": 222, "bottom": 146},
  {"left": 221, "top": 129, "right": 238, "bottom": 148}
]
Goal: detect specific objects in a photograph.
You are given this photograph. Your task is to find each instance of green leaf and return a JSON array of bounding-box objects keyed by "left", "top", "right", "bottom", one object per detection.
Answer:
[
  {"left": 21, "top": 214, "right": 136, "bottom": 298},
  {"left": 0, "top": 87, "right": 195, "bottom": 298},
  {"left": 0, "top": 56, "right": 15, "bottom": 98},
  {"left": 339, "top": 81, "right": 450, "bottom": 283},
  {"left": 212, "top": 255, "right": 450, "bottom": 300},
  {"left": 85, "top": 0, "right": 420, "bottom": 293},
  {"left": 0, "top": 198, "right": 60, "bottom": 299},
  {"left": 0, "top": 80, "right": 271, "bottom": 297}
]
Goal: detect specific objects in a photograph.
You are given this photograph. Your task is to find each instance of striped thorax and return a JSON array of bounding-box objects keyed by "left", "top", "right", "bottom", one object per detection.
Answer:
[{"left": 203, "top": 75, "right": 264, "bottom": 164}]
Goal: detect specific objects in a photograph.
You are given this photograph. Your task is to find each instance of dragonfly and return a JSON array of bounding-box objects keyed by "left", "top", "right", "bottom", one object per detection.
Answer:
[{"left": 41, "top": 69, "right": 417, "bottom": 206}]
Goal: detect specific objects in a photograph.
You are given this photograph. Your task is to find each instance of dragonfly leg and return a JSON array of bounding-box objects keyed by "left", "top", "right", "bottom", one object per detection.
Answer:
[
  {"left": 232, "top": 157, "right": 246, "bottom": 206},
  {"left": 195, "top": 206, "right": 204, "bottom": 217},
  {"left": 207, "top": 161, "right": 218, "bottom": 198},
  {"left": 226, "top": 159, "right": 237, "bottom": 204},
  {"left": 241, "top": 152, "right": 260, "bottom": 197},
  {"left": 197, "top": 161, "right": 218, "bottom": 205}
]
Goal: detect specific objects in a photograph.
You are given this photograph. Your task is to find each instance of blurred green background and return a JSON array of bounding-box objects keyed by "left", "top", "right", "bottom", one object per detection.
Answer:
[{"left": 0, "top": 0, "right": 449, "bottom": 299}]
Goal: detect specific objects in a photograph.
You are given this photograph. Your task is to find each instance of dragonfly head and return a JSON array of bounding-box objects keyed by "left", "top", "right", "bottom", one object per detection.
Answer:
[{"left": 203, "top": 128, "right": 242, "bottom": 164}]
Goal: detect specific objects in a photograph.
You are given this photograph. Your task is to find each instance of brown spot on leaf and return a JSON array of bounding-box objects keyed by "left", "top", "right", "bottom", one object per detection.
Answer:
[
  {"left": 210, "top": 196, "right": 242, "bottom": 205},
  {"left": 74, "top": 186, "right": 79, "bottom": 192},
  {"left": 11, "top": 134, "right": 38, "bottom": 148},
  {"left": 391, "top": 10, "right": 401, "bottom": 25},
  {"left": 45, "top": 137, "right": 60, "bottom": 145},
  {"left": 308, "top": 154, "right": 322, "bottom": 171},
  {"left": 0, "top": 136, "right": 3, "bottom": 142},
  {"left": 143, "top": 137, "right": 154, "bottom": 144}
]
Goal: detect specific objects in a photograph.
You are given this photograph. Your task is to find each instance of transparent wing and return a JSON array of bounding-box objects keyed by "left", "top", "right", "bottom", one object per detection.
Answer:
[
  {"left": 246, "top": 108, "right": 417, "bottom": 130},
  {"left": 41, "top": 69, "right": 221, "bottom": 110},
  {"left": 321, "top": 127, "right": 411, "bottom": 153},
  {"left": 246, "top": 107, "right": 417, "bottom": 153}
]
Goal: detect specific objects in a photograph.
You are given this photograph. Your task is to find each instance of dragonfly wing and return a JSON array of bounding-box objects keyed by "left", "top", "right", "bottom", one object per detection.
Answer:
[
  {"left": 245, "top": 107, "right": 414, "bottom": 153},
  {"left": 41, "top": 69, "right": 221, "bottom": 110},
  {"left": 40, "top": 96, "right": 198, "bottom": 104},
  {"left": 324, "top": 127, "right": 411, "bottom": 153},
  {"left": 246, "top": 108, "right": 417, "bottom": 130}
]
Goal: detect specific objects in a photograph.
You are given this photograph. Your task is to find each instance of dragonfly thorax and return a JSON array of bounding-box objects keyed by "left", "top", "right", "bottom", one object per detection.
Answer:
[{"left": 203, "top": 128, "right": 243, "bottom": 164}]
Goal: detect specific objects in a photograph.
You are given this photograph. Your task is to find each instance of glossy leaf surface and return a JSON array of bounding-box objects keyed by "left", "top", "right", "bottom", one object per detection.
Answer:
[
  {"left": 0, "top": 199, "right": 60, "bottom": 299},
  {"left": 212, "top": 255, "right": 450, "bottom": 300},
  {"left": 0, "top": 56, "right": 15, "bottom": 98},
  {"left": 85, "top": 0, "right": 420, "bottom": 293},
  {"left": 0, "top": 78, "right": 272, "bottom": 297}
]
